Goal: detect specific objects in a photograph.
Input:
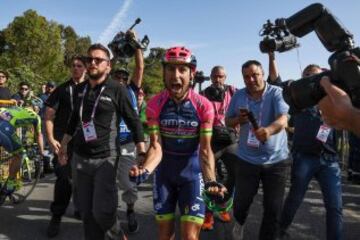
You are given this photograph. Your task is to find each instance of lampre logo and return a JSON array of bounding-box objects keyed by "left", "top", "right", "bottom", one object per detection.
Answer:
[{"left": 160, "top": 119, "right": 199, "bottom": 128}]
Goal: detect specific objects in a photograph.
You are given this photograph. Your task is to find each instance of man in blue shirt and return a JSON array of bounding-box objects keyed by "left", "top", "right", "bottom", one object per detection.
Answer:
[{"left": 225, "top": 60, "right": 289, "bottom": 240}]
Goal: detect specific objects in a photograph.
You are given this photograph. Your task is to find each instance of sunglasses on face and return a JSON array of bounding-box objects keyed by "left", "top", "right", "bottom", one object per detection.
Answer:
[
  {"left": 85, "top": 57, "right": 109, "bottom": 65},
  {"left": 20, "top": 87, "right": 29, "bottom": 91}
]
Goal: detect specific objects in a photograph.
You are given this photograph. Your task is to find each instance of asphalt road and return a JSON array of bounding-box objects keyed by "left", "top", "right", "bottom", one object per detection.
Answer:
[{"left": 0, "top": 174, "right": 359, "bottom": 240}]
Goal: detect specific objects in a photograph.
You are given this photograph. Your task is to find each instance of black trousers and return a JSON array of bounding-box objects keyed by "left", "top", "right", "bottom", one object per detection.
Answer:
[
  {"left": 233, "top": 158, "right": 289, "bottom": 240},
  {"left": 212, "top": 141, "right": 237, "bottom": 197},
  {"left": 50, "top": 143, "right": 73, "bottom": 217},
  {"left": 74, "top": 154, "right": 118, "bottom": 240}
]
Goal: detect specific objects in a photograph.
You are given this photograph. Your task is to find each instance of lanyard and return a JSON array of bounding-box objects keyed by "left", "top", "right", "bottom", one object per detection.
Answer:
[
  {"left": 69, "top": 85, "right": 74, "bottom": 111},
  {"left": 79, "top": 84, "right": 106, "bottom": 123}
]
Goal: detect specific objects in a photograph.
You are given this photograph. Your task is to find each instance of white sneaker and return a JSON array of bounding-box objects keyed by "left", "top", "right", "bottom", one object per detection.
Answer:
[{"left": 232, "top": 221, "right": 244, "bottom": 240}]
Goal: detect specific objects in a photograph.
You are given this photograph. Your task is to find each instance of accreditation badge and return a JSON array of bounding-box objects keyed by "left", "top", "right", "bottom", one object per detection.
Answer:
[
  {"left": 316, "top": 124, "right": 331, "bottom": 143},
  {"left": 82, "top": 120, "right": 98, "bottom": 142},
  {"left": 247, "top": 129, "right": 260, "bottom": 148}
]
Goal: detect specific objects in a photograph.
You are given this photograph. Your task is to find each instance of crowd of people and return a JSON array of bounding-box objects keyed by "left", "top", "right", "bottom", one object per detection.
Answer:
[{"left": 0, "top": 29, "right": 359, "bottom": 240}]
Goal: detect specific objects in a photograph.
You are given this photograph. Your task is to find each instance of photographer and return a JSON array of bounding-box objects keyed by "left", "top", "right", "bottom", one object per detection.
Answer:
[
  {"left": 271, "top": 64, "right": 343, "bottom": 240},
  {"left": 319, "top": 77, "right": 360, "bottom": 136},
  {"left": 200, "top": 66, "right": 237, "bottom": 230},
  {"left": 112, "top": 29, "right": 146, "bottom": 234}
]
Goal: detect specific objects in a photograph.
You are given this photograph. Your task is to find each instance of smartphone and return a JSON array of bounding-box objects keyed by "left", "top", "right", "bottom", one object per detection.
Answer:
[{"left": 239, "top": 107, "right": 249, "bottom": 114}]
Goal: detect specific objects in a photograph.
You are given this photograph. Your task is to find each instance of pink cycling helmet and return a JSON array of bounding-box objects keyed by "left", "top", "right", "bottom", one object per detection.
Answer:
[{"left": 163, "top": 46, "right": 197, "bottom": 72}]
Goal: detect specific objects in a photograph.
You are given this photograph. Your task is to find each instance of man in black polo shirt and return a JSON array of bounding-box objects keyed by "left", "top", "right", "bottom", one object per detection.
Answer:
[
  {"left": 0, "top": 70, "right": 12, "bottom": 100},
  {"left": 58, "top": 44, "right": 145, "bottom": 240},
  {"left": 45, "top": 56, "right": 87, "bottom": 237}
]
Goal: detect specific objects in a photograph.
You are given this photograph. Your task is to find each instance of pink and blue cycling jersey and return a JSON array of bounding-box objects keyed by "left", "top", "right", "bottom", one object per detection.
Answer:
[
  {"left": 146, "top": 89, "right": 214, "bottom": 179},
  {"left": 146, "top": 89, "right": 214, "bottom": 222}
]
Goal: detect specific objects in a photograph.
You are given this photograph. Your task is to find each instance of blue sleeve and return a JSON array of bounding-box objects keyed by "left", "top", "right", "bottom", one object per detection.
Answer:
[
  {"left": 273, "top": 88, "right": 289, "bottom": 117},
  {"left": 226, "top": 92, "right": 239, "bottom": 118}
]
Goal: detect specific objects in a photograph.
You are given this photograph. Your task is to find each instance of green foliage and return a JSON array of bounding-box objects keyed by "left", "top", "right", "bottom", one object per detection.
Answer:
[
  {"left": 112, "top": 47, "right": 165, "bottom": 97},
  {"left": 0, "top": 9, "right": 91, "bottom": 94}
]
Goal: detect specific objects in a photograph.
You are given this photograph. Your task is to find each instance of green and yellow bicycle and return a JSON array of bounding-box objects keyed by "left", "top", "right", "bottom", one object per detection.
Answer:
[{"left": 0, "top": 143, "right": 43, "bottom": 205}]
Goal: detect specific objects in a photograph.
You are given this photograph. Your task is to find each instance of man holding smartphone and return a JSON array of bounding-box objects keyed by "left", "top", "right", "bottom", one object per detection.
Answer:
[{"left": 225, "top": 60, "right": 289, "bottom": 240}]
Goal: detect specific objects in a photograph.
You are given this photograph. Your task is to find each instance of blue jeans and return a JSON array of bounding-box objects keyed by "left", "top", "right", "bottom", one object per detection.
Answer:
[{"left": 280, "top": 151, "right": 343, "bottom": 240}]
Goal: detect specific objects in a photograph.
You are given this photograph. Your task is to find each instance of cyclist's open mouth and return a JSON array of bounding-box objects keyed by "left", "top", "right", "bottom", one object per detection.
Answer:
[{"left": 170, "top": 83, "right": 182, "bottom": 94}]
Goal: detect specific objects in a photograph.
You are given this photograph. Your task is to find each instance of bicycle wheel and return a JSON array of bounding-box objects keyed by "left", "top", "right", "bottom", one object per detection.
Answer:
[{"left": 11, "top": 155, "right": 42, "bottom": 204}]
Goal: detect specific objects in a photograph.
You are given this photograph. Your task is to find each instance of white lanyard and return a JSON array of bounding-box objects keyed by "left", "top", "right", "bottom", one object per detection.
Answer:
[
  {"left": 69, "top": 85, "right": 74, "bottom": 111},
  {"left": 79, "top": 84, "right": 106, "bottom": 123}
]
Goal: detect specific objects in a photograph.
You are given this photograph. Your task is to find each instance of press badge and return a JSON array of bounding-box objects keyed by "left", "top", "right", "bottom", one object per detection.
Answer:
[
  {"left": 247, "top": 130, "right": 260, "bottom": 148},
  {"left": 316, "top": 124, "right": 331, "bottom": 143},
  {"left": 82, "top": 120, "right": 97, "bottom": 142}
]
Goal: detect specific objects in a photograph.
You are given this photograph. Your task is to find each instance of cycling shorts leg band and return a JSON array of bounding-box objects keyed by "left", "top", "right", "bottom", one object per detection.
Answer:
[
  {"left": 180, "top": 215, "right": 204, "bottom": 225},
  {"left": 155, "top": 213, "right": 175, "bottom": 222}
]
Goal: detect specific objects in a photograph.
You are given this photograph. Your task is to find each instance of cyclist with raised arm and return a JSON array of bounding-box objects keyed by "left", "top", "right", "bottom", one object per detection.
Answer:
[
  {"left": 0, "top": 104, "right": 45, "bottom": 202},
  {"left": 129, "top": 46, "right": 226, "bottom": 240}
]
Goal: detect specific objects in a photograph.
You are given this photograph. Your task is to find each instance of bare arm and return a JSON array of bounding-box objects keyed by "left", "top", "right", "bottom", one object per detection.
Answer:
[
  {"left": 45, "top": 107, "right": 61, "bottom": 154},
  {"left": 254, "top": 114, "right": 288, "bottom": 142},
  {"left": 199, "top": 134, "right": 216, "bottom": 182},
  {"left": 319, "top": 77, "right": 360, "bottom": 136},
  {"left": 131, "top": 48, "right": 144, "bottom": 88},
  {"left": 58, "top": 134, "right": 72, "bottom": 166},
  {"left": 128, "top": 30, "right": 144, "bottom": 88},
  {"left": 130, "top": 132, "right": 162, "bottom": 176},
  {"left": 268, "top": 52, "right": 279, "bottom": 82},
  {"left": 36, "top": 132, "right": 45, "bottom": 156}
]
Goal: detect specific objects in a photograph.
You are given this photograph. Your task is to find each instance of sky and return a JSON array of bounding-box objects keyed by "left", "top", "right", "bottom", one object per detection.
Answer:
[{"left": 1, "top": 0, "right": 360, "bottom": 88}]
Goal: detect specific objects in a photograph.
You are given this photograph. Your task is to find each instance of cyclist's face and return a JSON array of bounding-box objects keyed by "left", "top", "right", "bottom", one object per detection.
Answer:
[
  {"left": 164, "top": 64, "right": 193, "bottom": 101},
  {"left": 211, "top": 69, "right": 226, "bottom": 87},
  {"left": 242, "top": 64, "right": 265, "bottom": 95}
]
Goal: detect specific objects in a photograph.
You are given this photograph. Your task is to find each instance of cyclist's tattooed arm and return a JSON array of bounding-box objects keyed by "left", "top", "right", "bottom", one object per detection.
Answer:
[
  {"left": 130, "top": 132, "right": 162, "bottom": 177},
  {"left": 199, "top": 133, "right": 216, "bottom": 182}
]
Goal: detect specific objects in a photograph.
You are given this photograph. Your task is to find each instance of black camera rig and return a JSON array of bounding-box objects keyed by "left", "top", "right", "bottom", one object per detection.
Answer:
[
  {"left": 192, "top": 71, "right": 210, "bottom": 92},
  {"left": 260, "top": 3, "right": 360, "bottom": 111},
  {"left": 259, "top": 19, "right": 299, "bottom": 53},
  {"left": 108, "top": 18, "right": 150, "bottom": 61}
]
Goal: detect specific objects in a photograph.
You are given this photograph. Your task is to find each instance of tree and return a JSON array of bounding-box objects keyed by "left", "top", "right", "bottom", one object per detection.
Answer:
[
  {"left": 61, "top": 26, "right": 91, "bottom": 67},
  {"left": 1, "top": 10, "right": 65, "bottom": 84},
  {"left": 0, "top": 9, "right": 91, "bottom": 94}
]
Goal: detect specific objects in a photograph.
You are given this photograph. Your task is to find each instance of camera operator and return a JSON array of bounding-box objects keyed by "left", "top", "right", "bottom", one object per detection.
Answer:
[
  {"left": 200, "top": 66, "right": 237, "bottom": 230},
  {"left": 225, "top": 60, "right": 289, "bottom": 240},
  {"left": 112, "top": 29, "right": 146, "bottom": 234},
  {"left": 269, "top": 63, "right": 343, "bottom": 240},
  {"left": 319, "top": 77, "right": 360, "bottom": 136}
]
